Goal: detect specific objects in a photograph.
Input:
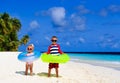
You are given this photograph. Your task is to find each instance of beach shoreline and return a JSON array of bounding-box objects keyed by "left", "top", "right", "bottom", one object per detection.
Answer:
[
  {"left": 0, "top": 52, "right": 120, "bottom": 83},
  {"left": 71, "top": 59, "right": 120, "bottom": 71}
]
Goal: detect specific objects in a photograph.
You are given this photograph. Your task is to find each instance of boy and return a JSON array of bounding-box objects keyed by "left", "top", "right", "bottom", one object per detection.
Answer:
[
  {"left": 47, "top": 36, "right": 63, "bottom": 77},
  {"left": 25, "top": 44, "right": 34, "bottom": 76}
]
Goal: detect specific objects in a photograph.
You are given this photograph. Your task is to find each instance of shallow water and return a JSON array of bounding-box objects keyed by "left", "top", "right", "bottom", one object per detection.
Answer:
[{"left": 68, "top": 53, "right": 120, "bottom": 70}]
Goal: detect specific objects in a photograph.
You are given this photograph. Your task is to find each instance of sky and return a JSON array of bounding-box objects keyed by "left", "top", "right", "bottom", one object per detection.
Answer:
[{"left": 0, "top": 0, "right": 120, "bottom": 52}]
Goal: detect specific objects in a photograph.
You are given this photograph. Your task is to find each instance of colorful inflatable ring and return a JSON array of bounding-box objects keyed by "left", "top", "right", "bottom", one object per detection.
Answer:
[
  {"left": 18, "top": 51, "right": 41, "bottom": 62},
  {"left": 40, "top": 53, "right": 70, "bottom": 63}
]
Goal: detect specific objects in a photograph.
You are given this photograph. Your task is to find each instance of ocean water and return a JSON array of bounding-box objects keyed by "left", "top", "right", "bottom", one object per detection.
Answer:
[{"left": 68, "top": 53, "right": 120, "bottom": 70}]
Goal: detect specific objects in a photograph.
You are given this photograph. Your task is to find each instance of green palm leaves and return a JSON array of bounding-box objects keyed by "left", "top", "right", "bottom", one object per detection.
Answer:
[{"left": 0, "top": 12, "right": 29, "bottom": 51}]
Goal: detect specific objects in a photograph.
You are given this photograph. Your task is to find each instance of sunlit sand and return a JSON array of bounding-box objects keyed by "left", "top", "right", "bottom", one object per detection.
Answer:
[{"left": 0, "top": 52, "right": 120, "bottom": 83}]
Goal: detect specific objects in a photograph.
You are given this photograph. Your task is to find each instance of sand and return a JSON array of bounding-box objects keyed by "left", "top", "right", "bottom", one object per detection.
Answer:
[{"left": 0, "top": 52, "right": 120, "bottom": 83}]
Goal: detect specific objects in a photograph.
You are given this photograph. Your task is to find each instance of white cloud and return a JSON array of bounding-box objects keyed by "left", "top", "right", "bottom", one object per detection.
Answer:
[
  {"left": 112, "top": 43, "right": 119, "bottom": 48},
  {"left": 97, "top": 34, "right": 120, "bottom": 48},
  {"left": 45, "top": 36, "right": 50, "bottom": 41},
  {"left": 99, "top": 9, "right": 108, "bottom": 17},
  {"left": 66, "top": 41, "right": 70, "bottom": 46},
  {"left": 77, "top": 5, "right": 90, "bottom": 14},
  {"left": 99, "top": 5, "right": 120, "bottom": 17},
  {"left": 70, "top": 14, "right": 86, "bottom": 31},
  {"left": 48, "top": 7, "right": 66, "bottom": 27},
  {"left": 108, "top": 5, "right": 120, "bottom": 12},
  {"left": 79, "top": 37, "right": 85, "bottom": 43},
  {"left": 35, "top": 40, "right": 40, "bottom": 45},
  {"left": 40, "top": 6, "right": 87, "bottom": 31},
  {"left": 75, "top": 24, "right": 85, "bottom": 31},
  {"left": 30, "top": 20, "right": 40, "bottom": 28}
]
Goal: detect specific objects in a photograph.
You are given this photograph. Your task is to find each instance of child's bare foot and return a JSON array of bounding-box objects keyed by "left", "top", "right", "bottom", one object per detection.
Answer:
[
  {"left": 56, "top": 75, "right": 58, "bottom": 77},
  {"left": 48, "top": 75, "right": 50, "bottom": 77},
  {"left": 48, "top": 74, "right": 50, "bottom": 77},
  {"left": 30, "top": 72, "right": 33, "bottom": 76},
  {"left": 25, "top": 72, "right": 28, "bottom": 75}
]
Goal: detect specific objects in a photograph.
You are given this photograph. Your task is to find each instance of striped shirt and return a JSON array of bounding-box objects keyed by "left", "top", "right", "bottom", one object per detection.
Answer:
[{"left": 47, "top": 44, "right": 63, "bottom": 55}]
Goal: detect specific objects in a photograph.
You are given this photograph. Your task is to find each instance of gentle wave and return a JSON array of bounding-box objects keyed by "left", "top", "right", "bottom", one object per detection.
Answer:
[
  {"left": 71, "top": 57, "right": 120, "bottom": 64},
  {"left": 70, "top": 57, "right": 120, "bottom": 70}
]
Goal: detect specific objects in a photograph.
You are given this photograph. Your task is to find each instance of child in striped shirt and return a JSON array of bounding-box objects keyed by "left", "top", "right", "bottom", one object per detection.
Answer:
[{"left": 47, "top": 36, "right": 63, "bottom": 77}]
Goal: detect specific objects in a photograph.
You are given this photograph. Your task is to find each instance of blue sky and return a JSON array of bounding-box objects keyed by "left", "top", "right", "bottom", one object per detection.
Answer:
[{"left": 0, "top": 0, "right": 120, "bottom": 52}]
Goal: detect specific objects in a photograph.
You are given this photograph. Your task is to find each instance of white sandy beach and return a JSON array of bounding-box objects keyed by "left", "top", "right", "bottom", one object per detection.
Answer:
[{"left": 0, "top": 52, "right": 120, "bottom": 83}]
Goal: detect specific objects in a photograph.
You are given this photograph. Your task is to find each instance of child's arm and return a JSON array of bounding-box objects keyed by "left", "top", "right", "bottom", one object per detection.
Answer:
[
  {"left": 57, "top": 44, "right": 63, "bottom": 54},
  {"left": 46, "top": 46, "right": 51, "bottom": 54}
]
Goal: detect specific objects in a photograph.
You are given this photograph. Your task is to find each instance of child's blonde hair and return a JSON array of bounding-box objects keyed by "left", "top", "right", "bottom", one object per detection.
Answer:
[{"left": 29, "top": 44, "right": 34, "bottom": 48}]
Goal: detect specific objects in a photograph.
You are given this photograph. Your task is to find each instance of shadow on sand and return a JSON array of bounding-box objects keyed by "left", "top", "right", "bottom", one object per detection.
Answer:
[
  {"left": 37, "top": 72, "right": 62, "bottom": 77},
  {"left": 15, "top": 71, "right": 35, "bottom": 76}
]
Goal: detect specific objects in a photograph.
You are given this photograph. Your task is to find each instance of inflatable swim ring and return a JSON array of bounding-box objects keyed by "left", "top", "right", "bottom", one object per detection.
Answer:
[
  {"left": 18, "top": 51, "right": 41, "bottom": 62},
  {"left": 40, "top": 53, "right": 70, "bottom": 63}
]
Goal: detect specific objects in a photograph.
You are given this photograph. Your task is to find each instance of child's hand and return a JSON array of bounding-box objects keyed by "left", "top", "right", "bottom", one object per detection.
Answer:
[
  {"left": 43, "top": 52, "right": 47, "bottom": 54},
  {"left": 62, "top": 52, "right": 65, "bottom": 54}
]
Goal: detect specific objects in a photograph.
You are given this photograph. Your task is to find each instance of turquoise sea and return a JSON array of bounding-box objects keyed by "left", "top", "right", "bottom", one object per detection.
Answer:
[{"left": 68, "top": 53, "right": 120, "bottom": 70}]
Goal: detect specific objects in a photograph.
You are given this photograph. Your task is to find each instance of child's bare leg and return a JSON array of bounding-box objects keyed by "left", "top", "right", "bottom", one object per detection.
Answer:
[
  {"left": 48, "top": 68, "right": 51, "bottom": 77},
  {"left": 55, "top": 68, "right": 58, "bottom": 77},
  {"left": 25, "top": 64, "right": 28, "bottom": 75},
  {"left": 30, "top": 63, "right": 33, "bottom": 76}
]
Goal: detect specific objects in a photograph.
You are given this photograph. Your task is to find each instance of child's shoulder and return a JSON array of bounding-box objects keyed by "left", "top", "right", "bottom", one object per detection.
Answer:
[
  {"left": 56, "top": 44, "right": 60, "bottom": 46},
  {"left": 49, "top": 44, "right": 60, "bottom": 48}
]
